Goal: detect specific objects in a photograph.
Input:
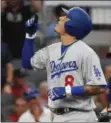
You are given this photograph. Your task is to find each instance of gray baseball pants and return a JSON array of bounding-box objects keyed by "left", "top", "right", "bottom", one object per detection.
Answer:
[{"left": 52, "top": 110, "right": 98, "bottom": 122}]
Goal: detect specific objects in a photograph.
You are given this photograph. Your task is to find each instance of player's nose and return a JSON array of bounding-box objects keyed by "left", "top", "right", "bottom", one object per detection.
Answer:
[{"left": 59, "top": 16, "right": 67, "bottom": 21}]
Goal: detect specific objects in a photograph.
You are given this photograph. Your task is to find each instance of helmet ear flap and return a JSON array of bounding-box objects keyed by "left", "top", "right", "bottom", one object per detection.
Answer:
[
  {"left": 64, "top": 21, "right": 74, "bottom": 36},
  {"left": 64, "top": 20, "right": 89, "bottom": 40},
  {"left": 64, "top": 20, "right": 80, "bottom": 39}
]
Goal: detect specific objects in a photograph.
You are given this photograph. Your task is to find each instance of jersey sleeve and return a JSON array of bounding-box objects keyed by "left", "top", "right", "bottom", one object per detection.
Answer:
[
  {"left": 82, "top": 53, "right": 107, "bottom": 86},
  {"left": 30, "top": 47, "right": 48, "bottom": 70}
]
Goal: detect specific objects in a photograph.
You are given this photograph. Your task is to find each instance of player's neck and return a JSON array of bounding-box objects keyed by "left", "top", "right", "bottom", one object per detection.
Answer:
[{"left": 61, "top": 34, "right": 77, "bottom": 45}]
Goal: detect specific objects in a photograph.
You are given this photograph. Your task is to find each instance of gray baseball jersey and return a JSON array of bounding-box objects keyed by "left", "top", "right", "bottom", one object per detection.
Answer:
[{"left": 31, "top": 40, "right": 107, "bottom": 110}]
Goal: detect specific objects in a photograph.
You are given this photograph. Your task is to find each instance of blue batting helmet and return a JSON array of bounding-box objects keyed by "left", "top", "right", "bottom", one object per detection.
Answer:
[{"left": 62, "top": 7, "right": 92, "bottom": 40}]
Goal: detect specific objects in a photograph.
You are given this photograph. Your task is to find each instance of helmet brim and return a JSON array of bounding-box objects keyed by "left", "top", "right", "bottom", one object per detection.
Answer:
[{"left": 62, "top": 8, "right": 69, "bottom": 16}]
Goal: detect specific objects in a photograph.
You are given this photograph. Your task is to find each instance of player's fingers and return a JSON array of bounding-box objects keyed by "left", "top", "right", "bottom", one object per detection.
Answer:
[
  {"left": 25, "top": 17, "right": 35, "bottom": 27},
  {"left": 34, "top": 13, "right": 38, "bottom": 22}
]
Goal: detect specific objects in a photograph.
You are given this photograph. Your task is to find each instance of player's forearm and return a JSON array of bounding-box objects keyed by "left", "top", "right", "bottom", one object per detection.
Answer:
[
  {"left": 66, "top": 85, "right": 108, "bottom": 96},
  {"left": 22, "top": 13, "right": 38, "bottom": 69},
  {"left": 84, "top": 85, "right": 108, "bottom": 96},
  {"left": 22, "top": 35, "right": 35, "bottom": 69},
  {"left": 50, "top": 85, "right": 108, "bottom": 101}
]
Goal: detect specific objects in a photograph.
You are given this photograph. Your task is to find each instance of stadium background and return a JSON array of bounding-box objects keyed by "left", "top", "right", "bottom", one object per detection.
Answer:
[{"left": 1, "top": 0, "right": 111, "bottom": 122}]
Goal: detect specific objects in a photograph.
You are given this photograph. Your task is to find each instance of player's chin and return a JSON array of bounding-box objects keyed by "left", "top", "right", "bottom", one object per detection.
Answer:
[{"left": 54, "top": 25, "right": 60, "bottom": 34}]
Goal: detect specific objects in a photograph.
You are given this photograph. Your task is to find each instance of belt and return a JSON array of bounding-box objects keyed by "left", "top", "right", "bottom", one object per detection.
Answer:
[{"left": 50, "top": 108, "right": 90, "bottom": 115}]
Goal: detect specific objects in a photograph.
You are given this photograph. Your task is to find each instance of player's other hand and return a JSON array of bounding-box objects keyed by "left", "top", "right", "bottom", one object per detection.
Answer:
[
  {"left": 48, "top": 87, "right": 66, "bottom": 101},
  {"left": 25, "top": 13, "right": 39, "bottom": 36}
]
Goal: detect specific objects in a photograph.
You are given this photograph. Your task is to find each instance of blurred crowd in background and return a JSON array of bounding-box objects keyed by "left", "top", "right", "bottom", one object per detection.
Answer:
[{"left": 1, "top": 0, "right": 111, "bottom": 122}]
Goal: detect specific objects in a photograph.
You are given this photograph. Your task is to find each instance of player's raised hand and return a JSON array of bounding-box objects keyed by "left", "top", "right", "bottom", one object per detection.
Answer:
[
  {"left": 48, "top": 87, "right": 66, "bottom": 101},
  {"left": 25, "top": 13, "right": 39, "bottom": 36}
]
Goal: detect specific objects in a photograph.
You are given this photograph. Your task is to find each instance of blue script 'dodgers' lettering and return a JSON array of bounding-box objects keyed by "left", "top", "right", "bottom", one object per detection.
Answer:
[{"left": 50, "top": 61, "right": 78, "bottom": 78}]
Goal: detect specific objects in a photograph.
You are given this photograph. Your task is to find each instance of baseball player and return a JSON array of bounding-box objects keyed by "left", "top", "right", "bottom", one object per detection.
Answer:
[{"left": 22, "top": 7, "right": 108, "bottom": 122}]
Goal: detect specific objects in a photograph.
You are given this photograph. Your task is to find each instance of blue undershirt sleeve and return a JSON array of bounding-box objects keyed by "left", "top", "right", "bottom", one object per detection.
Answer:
[
  {"left": 71, "top": 86, "right": 85, "bottom": 96},
  {"left": 22, "top": 38, "right": 34, "bottom": 69}
]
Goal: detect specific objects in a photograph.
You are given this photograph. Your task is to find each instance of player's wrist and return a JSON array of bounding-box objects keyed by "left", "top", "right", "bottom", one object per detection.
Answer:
[
  {"left": 26, "top": 33, "right": 36, "bottom": 39},
  {"left": 65, "top": 86, "right": 85, "bottom": 96},
  {"left": 65, "top": 85, "right": 72, "bottom": 96},
  {"left": 71, "top": 86, "right": 85, "bottom": 96}
]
